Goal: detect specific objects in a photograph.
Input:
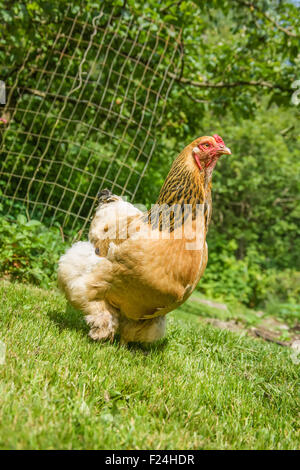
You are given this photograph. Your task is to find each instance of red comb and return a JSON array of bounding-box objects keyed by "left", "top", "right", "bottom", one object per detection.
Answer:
[{"left": 213, "top": 134, "right": 224, "bottom": 145}]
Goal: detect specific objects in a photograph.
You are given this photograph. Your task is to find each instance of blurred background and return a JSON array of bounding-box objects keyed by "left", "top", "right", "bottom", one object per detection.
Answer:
[{"left": 0, "top": 0, "right": 299, "bottom": 326}]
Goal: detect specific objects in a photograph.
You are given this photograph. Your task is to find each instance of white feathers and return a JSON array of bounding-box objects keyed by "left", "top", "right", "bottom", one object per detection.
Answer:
[
  {"left": 94, "top": 198, "right": 142, "bottom": 218},
  {"left": 89, "top": 198, "right": 143, "bottom": 244},
  {"left": 58, "top": 241, "right": 101, "bottom": 277},
  {"left": 57, "top": 241, "right": 102, "bottom": 298}
]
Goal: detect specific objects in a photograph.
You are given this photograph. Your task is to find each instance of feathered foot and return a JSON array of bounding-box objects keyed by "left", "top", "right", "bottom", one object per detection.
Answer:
[
  {"left": 119, "top": 316, "right": 166, "bottom": 345},
  {"left": 85, "top": 301, "right": 119, "bottom": 342}
]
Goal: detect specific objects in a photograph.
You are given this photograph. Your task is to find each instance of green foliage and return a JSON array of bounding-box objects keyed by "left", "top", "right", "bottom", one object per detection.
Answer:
[
  {"left": 128, "top": 0, "right": 300, "bottom": 114},
  {"left": 210, "top": 108, "right": 300, "bottom": 271},
  {"left": 199, "top": 236, "right": 300, "bottom": 307},
  {"left": 0, "top": 0, "right": 180, "bottom": 226},
  {"left": 0, "top": 210, "right": 66, "bottom": 287},
  {"left": 192, "top": 106, "right": 300, "bottom": 305}
]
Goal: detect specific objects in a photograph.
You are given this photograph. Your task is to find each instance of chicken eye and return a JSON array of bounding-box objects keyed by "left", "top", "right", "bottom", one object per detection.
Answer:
[
  {"left": 95, "top": 247, "right": 100, "bottom": 255},
  {"left": 203, "top": 143, "right": 210, "bottom": 148}
]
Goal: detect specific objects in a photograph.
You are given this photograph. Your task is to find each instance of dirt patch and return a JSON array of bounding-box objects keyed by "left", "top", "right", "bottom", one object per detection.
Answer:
[
  {"left": 201, "top": 316, "right": 300, "bottom": 348},
  {"left": 190, "top": 296, "right": 228, "bottom": 311},
  {"left": 205, "top": 318, "right": 245, "bottom": 333}
]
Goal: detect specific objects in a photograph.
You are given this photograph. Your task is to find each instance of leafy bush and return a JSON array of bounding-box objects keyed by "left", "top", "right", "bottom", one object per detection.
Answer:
[
  {"left": 0, "top": 211, "right": 66, "bottom": 288},
  {"left": 199, "top": 235, "right": 300, "bottom": 307}
]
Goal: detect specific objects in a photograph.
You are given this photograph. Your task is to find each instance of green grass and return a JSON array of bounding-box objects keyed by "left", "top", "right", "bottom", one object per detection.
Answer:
[{"left": 0, "top": 280, "right": 299, "bottom": 450}]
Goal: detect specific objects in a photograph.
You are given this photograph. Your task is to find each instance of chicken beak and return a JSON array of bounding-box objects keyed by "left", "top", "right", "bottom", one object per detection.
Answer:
[{"left": 219, "top": 146, "right": 231, "bottom": 155}]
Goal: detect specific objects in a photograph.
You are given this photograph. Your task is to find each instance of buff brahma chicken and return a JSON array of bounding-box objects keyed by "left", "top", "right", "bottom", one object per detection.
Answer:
[{"left": 58, "top": 135, "right": 231, "bottom": 344}]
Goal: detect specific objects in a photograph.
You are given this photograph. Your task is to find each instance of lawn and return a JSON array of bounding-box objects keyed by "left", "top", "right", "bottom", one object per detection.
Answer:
[{"left": 0, "top": 280, "right": 299, "bottom": 450}]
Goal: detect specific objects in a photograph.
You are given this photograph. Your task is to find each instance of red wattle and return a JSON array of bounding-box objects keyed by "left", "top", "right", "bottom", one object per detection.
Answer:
[{"left": 194, "top": 153, "right": 203, "bottom": 171}]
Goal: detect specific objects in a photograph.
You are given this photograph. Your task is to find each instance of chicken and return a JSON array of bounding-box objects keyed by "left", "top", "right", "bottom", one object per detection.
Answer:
[{"left": 58, "top": 135, "right": 231, "bottom": 344}]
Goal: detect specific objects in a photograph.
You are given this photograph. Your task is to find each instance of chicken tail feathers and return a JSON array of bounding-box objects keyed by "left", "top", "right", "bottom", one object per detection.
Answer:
[{"left": 97, "top": 189, "right": 120, "bottom": 205}]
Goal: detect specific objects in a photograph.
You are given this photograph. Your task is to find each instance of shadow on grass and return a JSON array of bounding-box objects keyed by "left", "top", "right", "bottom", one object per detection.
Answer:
[
  {"left": 125, "top": 336, "right": 169, "bottom": 354},
  {"left": 47, "top": 303, "right": 168, "bottom": 353},
  {"left": 47, "top": 303, "right": 89, "bottom": 337}
]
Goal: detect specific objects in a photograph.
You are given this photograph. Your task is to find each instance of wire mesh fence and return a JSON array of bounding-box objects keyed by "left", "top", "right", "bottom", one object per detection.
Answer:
[{"left": 0, "top": 6, "right": 183, "bottom": 234}]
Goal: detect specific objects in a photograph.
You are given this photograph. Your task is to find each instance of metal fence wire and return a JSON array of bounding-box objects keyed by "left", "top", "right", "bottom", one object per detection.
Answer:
[{"left": 0, "top": 7, "right": 183, "bottom": 234}]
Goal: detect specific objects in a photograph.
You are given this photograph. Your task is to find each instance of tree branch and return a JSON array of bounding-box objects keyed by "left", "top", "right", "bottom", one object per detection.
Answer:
[
  {"left": 167, "top": 72, "right": 288, "bottom": 92},
  {"left": 234, "top": 0, "right": 299, "bottom": 38}
]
